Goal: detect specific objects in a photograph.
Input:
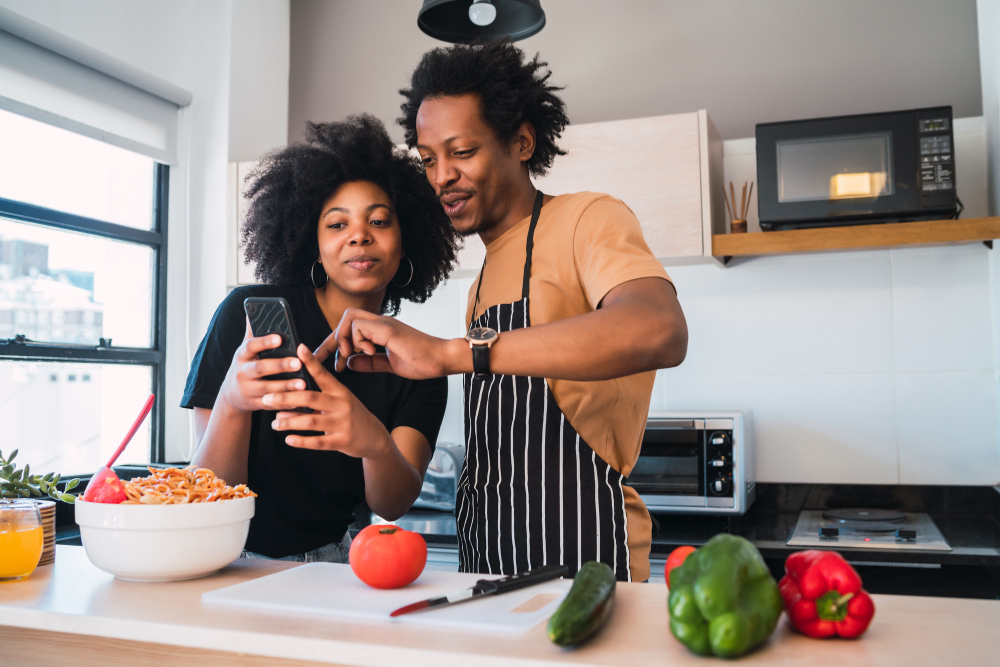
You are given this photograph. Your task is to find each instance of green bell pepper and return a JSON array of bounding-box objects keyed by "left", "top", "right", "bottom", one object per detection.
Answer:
[{"left": 667, "top": 534, "right": 783, "bottom": 658}]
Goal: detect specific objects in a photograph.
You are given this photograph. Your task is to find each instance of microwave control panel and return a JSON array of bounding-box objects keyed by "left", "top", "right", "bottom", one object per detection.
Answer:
[
  {"left": 917, "top": 114, "right": 955, "bottom": 208},
  {"left": 707, "top": 430, "right": 735, "bottom": 498}
]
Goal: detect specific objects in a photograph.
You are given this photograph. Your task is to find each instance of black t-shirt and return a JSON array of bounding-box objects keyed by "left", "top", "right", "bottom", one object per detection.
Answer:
[{"left": 180, "top": 284, "right": 447, "bottom": 558}]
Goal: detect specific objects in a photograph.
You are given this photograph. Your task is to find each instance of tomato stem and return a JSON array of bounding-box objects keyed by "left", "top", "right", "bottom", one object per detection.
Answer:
[{"left": 378, "top": 527, "right": 398, "bottom": 535}]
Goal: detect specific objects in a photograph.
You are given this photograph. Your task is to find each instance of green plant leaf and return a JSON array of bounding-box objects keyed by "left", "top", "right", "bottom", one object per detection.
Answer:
[
  {"left": 65, "top": 478, "right": 80, "bottom": 490},
  {"left": 59, "top": 493, "right": 76, "bottom": 504},
  {"left": 42, "top": 472, "right": 54, "bottom": 482},
  {"left": 8, "top": 449, "right": 17, "bottom": 463}
]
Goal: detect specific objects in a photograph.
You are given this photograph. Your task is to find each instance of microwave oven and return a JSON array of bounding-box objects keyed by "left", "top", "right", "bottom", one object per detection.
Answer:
[
  {"left": 756, "top": 107, "right": 958, "bottom": 230},
  {"left": 632, "top": 411, "right": 754, "bottom": 515}
]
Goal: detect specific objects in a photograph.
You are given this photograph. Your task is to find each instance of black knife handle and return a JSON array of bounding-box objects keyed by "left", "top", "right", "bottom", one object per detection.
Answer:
[{"left": 475, "top": 564, "right": 570, "bottom": 595}]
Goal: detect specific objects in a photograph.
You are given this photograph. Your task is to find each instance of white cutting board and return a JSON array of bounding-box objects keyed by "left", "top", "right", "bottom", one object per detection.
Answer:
[{"left": 202, "top": 563, "right": 573, "bottom": 634}]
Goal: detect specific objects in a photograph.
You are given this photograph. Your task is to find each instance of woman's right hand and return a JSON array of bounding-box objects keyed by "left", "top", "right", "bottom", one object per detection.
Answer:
[{"left": 217, "top": 321, "right": 308, "bottom": 414}]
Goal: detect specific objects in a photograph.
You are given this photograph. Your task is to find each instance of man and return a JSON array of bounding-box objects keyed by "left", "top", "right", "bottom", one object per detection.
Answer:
[{"left": 322, "top": 41, "right": 687, "bottom": 582}]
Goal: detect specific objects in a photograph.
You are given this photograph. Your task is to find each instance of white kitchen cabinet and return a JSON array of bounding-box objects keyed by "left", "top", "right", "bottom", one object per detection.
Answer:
[
  {"left": 454, "top": 109, "right": 727, "bottom": 275},
  {"left": 227, "top": 160, "right": 260, "bottom": 287}
]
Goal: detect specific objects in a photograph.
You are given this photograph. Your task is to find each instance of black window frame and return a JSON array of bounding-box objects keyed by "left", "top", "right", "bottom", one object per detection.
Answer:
[{"left": 0, "top": 162, "right": 169, "bottom": 468}]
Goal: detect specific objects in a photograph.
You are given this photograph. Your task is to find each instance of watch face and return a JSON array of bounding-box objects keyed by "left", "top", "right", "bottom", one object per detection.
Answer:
[{"left": 467, "top": 327, "right": 498, "bottom": 343}]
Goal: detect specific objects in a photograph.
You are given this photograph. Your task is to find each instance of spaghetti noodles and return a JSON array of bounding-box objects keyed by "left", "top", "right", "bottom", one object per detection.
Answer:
[{"left": 121, "top": 467, "right": 256, "bottom": 505}]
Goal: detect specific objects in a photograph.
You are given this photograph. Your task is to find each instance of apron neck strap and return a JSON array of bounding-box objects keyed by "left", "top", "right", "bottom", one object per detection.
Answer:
[
  {"left": 520, "top": 189, "right": 544, "bottom": 301},
  {"left": 470, "top": 189, "right": 545, "bottom": 327}
]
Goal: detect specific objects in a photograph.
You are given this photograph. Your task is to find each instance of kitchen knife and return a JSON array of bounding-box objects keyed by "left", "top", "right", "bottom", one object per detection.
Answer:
[{"left": 389, "top": 564, "right": 569, "bottom": 617}]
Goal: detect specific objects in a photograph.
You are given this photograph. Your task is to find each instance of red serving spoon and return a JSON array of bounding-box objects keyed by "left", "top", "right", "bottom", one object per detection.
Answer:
[{"left": 83, "top": 394, "right": 155, "bottom": 504}]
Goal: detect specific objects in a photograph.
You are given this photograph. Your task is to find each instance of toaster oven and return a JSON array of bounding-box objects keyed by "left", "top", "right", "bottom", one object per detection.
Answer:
[{"left": 632, "top": 411, "right": 754, "bottom": 515}]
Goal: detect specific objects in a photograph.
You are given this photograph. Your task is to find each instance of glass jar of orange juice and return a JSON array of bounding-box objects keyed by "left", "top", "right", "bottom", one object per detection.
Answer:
[{"left": 0, "top": 499, "right": 43, "bottom": 582}]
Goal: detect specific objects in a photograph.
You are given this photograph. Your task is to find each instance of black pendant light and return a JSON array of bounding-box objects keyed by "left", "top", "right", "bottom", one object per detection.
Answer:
[{"left": 418, "top": 0, "right": 545, "bottom": 43}]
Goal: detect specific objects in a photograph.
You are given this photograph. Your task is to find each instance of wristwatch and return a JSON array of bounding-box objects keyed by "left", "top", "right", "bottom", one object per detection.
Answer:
[{"left": 465, "top": 327, "right": 499, "bottom": 379}]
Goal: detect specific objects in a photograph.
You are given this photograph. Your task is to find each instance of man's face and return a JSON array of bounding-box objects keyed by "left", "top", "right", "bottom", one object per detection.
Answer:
[{"left": 415, "top": 93, "right": 522, "bottom": 237}]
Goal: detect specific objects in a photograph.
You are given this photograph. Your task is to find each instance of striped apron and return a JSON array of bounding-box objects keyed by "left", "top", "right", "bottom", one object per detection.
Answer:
[{"left": 456, "top": 191, "right": 633, "bottom": 581}]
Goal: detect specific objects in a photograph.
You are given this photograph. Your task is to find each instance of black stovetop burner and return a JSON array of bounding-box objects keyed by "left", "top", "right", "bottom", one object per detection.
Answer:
[{"left": 821, "top": 508, "right": 907, "bottom": 534}]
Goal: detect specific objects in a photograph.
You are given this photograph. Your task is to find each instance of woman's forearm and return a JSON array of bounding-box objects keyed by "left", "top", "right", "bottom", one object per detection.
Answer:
[
  {"left": 362, "top": 431, "right": 423, "bottom": 521},
  {"left": 190, "top": 398, "right": 252, "bottom": 485}
]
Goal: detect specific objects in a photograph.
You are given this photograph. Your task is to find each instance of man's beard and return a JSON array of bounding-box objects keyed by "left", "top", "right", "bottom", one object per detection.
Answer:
[
  {"left": 454, "top": 179, "right": 515, "bottom": 238},
  {"left": 458, "top": 214, "right": 500, "bottom": 238}
]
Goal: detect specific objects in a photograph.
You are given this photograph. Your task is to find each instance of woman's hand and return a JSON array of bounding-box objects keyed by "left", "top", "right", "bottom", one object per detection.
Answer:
[
  {"left": 217, "top": 321, "right": 309, "bottom": 414},
  {"left": 265, "top": 344, "right": 393, "bottom": 459}
]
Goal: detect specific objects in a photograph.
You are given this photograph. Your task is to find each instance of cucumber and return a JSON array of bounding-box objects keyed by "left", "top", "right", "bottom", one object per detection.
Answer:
[{"left": 547, "top": 561, "right": 617, "bottom": 647}]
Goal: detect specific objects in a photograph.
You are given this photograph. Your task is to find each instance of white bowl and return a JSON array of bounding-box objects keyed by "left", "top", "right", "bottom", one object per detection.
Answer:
[{"left": 75, "top": 496, "right": 254, "bottom": 582}]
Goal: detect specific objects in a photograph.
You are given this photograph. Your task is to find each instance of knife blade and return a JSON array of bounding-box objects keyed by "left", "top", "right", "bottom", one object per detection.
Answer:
[{"left": 389, "top": 564, "right": 569, "bottom": 617}]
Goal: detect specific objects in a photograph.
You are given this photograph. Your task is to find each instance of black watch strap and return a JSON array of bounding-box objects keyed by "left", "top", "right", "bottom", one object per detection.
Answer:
[{"left": 472, "top": 343, "right": 490, "bottom": 379}]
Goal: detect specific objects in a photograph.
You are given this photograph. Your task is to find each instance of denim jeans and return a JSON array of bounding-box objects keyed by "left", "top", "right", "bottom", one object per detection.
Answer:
[{"left": 240, "top": 532, "right": 352, "bottom": 563}]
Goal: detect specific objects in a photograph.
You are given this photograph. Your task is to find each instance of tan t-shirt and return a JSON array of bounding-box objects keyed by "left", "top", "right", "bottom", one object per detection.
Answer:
[{"left": 465, "top": 191, "right": 673, "bottom": 581}]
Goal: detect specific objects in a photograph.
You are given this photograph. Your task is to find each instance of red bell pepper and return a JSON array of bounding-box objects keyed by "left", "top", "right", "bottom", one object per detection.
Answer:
[{"left": 779, "top": 550, "right": 876, "bottom": 638}]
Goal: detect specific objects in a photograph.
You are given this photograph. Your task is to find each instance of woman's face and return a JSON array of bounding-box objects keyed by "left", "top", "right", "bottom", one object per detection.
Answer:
[{"left": 316, "top": 180, "right": 403, "bottom": 299}]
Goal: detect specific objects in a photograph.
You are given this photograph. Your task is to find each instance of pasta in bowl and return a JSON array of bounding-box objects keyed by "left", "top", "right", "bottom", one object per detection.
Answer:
[{"left": 75, "top": 467, "right": 256, "bottom": 582}]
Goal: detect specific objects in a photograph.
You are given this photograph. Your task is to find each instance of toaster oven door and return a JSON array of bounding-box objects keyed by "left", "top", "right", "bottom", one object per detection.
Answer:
[{"left": 630, "top": 420, "right": 705, "bottom": 507}]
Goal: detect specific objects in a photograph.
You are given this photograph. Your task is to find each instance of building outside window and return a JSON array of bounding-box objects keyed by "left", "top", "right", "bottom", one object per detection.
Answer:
[{"left": 0, "top": 108, "right": 168, "bottom": 475}]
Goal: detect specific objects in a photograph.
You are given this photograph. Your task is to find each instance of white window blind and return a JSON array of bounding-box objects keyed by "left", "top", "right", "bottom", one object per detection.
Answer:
[{"left": 0, "top": 6, "right": 191, "bottom": 164}]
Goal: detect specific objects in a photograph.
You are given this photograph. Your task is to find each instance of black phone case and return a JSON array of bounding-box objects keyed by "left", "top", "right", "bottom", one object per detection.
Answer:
[{"left": 243, "top": 297, "right": 321, "bottom": 406}]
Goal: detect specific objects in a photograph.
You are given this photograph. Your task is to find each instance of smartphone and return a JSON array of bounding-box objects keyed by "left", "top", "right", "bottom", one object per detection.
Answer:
[{"left": 243, "top": 297, "right": 320, "bottom": 410}]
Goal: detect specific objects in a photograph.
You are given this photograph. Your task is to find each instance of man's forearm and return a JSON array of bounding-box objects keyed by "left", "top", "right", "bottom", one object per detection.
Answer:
[{"left": 448, "top": 299, "right": 687, "bottom": 381}]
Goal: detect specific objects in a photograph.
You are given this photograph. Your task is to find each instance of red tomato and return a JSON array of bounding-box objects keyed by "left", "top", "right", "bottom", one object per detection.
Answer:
[
  {"left": 84, "top": 468, "right": 127, "bottom": 504},
  {"left": 349, "top": 524, "right": 427, "bottom": 589},
  {"left": 665, "top": 545, "right": 697, "bottom": 589}
]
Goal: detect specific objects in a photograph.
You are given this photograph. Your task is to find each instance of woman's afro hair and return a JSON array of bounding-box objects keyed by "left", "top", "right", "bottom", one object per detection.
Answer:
[
  {"left": 398, "top": 40, "right": 569, "bottom": 177},
  {"left": 241, "top": 113, "right": 458, "bottom": 316}
]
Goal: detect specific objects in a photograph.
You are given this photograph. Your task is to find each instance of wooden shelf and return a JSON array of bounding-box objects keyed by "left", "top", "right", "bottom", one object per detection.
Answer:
[{"left": 712, "top": 216, "right": 1000, "bottom": 262}]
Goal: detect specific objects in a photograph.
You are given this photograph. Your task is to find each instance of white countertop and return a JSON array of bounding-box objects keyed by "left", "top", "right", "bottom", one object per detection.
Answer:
[{"left": 1, "top": 546, "right": 998, "bottom": 666}]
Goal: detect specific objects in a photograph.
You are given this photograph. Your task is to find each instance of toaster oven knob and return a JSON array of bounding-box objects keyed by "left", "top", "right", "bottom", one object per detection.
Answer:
[
  {"left": 710, "top": 457, "right": 727, "bottom": 468},
  {"left": 710, "top": 477, "right": 731, "bottom": 495},
  {"left": 709, "top": 432, "right": 731, "bottom": 448}
]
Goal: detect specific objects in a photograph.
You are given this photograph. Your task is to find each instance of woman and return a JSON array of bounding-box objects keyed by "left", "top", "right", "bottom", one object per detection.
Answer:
[{"left": 180, "top": 114, "right": 457, "bottom": 562}]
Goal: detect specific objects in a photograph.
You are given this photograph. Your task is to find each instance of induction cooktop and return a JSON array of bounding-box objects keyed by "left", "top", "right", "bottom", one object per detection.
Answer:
[{"left": 787, "top": 508, "right": 951, "bottom": 551}]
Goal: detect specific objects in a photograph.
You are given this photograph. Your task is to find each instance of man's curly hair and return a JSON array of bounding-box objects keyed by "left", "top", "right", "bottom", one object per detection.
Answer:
[
  {"left": 241, "top": 114, "right": 457, "bottom": 316},
  {"left": 398, "top": 40, "right": 568, "bottom": 177}
]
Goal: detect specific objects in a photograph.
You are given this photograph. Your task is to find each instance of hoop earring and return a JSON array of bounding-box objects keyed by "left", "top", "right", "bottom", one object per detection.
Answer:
[
  {"left": 393, "top": 257, "right": 414, "bottom": 288},
  {"left": 310, "top": 259, "right": 328, "bottom": 289}
]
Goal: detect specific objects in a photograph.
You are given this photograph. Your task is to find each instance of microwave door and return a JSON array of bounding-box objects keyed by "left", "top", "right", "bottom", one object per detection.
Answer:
[
  {"left": 631, "top": 426, "right": 705, "bottom": 503},
  {"left": 757, "top": 109, "right": 933, "bottom": 228}
]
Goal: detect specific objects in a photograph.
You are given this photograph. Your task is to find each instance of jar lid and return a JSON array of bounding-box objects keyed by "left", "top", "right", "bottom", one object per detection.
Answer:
[{"left": 0, "top": 498, "right": 42, "bottom": 517}]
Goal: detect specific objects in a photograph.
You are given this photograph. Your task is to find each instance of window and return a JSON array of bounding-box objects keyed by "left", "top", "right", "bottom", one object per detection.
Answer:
[{"left": 0, "top": 108, "right": 168, "bottom": 475}]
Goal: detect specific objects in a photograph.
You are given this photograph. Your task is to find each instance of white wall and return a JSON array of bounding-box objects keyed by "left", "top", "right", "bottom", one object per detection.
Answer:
[
  {"left": 229, "top": 0, "right": 289, "bottom": 163},
  {"left": 288, "top": 0, "right": 983, "bottom": 142},
  {"left": 397, "top": 118, "right": 999, "bottom": 486},
  {"left": 0, "top": 0, "right": 290, "bottom": 461},
  {"left": 977, "top": 0, "right": 1000, "bottom": 485}
]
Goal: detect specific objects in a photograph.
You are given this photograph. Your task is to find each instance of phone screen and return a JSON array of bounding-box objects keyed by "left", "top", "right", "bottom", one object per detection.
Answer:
[{"left": 243, "top": 296, "right": 320, "bottom": 398}]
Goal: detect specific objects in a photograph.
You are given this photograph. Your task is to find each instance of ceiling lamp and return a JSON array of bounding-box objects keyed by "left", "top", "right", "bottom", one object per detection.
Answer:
[{"left": 418, "top": 0, "right": 546, "bottom": 43}]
